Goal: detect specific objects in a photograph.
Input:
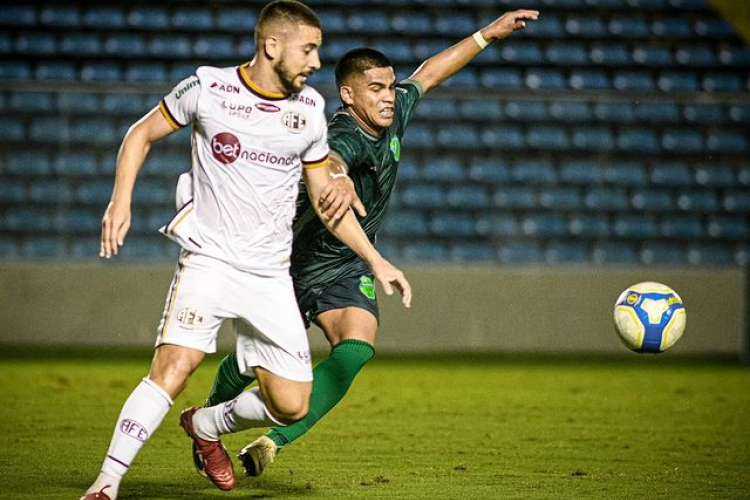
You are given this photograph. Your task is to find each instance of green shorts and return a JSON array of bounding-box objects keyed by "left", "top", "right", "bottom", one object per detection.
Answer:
[{"left": 294, "top": 260, "right": 380, "bottom": 328}]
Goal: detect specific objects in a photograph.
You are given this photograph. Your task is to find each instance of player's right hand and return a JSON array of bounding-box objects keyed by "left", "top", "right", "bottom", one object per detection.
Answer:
[
  {"left": 370, "top": 258, "right": 412, "bottom": 308},
  {"left": 100, "top": 200, "right": 132, "bottom": 258}
]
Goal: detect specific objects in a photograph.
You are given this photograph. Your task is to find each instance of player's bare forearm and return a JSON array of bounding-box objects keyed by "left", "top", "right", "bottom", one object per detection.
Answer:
[
  {"left": 410, "top": 9, "right": 539, "bottom": 93},
  {"left": 317, "top": 154, "right": 367, "bottom": 219}
]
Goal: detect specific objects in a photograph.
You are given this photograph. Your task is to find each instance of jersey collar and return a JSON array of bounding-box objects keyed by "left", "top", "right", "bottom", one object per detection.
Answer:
[{"left": 237, "top": 63, "right": 287, "bottom": 101}]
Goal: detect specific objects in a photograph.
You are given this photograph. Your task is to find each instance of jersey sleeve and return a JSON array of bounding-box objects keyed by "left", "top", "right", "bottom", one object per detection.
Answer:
[
  {"left": 159, "top": 75, "right": 201, "bottom": 130},
  {"left": 395, "top": 79, "right": 424, "bottom": 133},
  {"left": 301, "top": 106, "right": 330, "bottom": 169}
]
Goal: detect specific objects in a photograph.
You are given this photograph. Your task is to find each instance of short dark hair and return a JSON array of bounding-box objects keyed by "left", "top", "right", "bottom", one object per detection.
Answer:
[
  {"left": 335, "top": 48, "right": 393, "bottom": 88},
  {"left": 256, "top": 0, "right": 321, "bottom": 46}
]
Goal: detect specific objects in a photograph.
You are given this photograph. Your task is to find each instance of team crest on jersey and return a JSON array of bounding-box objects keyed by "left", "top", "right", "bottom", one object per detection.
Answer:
[
  {"left": 389, "top": 136, "right": 401, "bottom": 161},
  {"left": 282, "top": 111, "right": 307, "bottom": 132}
]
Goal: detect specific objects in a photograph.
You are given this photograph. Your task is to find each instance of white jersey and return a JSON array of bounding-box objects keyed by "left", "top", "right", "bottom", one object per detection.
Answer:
[{"left": 157, "top": 63, "right": 329, "bottom": 276}]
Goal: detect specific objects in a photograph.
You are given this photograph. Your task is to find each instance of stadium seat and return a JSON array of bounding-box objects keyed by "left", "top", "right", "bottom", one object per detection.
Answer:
[
  {"left": 29, "top": 181, "right": 73, "bottom": 205},
  {"left": 0, "top": 239, "right": 20, "bottom": 259},
  {"left": 0, "top": 118, "right": 25, "bottom": 142},
  {"left": 397, "top": 158, "right": 420, "bottom": 182},
  {"left": 141, "top": 151, "right": 190, "bottom": 178},
  {"left": 558, "top": 159, "right": 601, "bottom": 185},
  {"left": 707, "top": 215, "right": 748, "bottom": 240},
  {"left": 29, "top": 117, "right": 69, "bottom": 143},
  {"left": 125, "top": 63, "right": 168, "bottom": 82},
  {"left": 544, "top": 243, "right": 589, "bottom": 264},
  {"left": 592, "top": 242, "right": 638, "bottom": 264},
  {"left": 617, "top": 127, "right": 659, "bottom": 153},
  {"left": 55, "top": 92, "right": 98, "bottom": 114},
  {"left": 40, "top": 6, "right": 80, "bottom": 26},
  {"left": 422, "top": 156, "right": 465, "bottom": 182},
  {"left": 436, "top": 125, "right": 481, "bottom": 149},
  {"left": 657, "top": 71, "right": 700, "bottom": 92},
  {"left": 593, "top": 101, "right": 635, "bottom": 123},
  {"left": 608, "top": 16, "right": 650, "bottom": 38},
  {"left": 15, "top": 33, "right": 57, "bottom": 55},
  {"left": 571, "top": 126, "right": 615, "bottom": 151},
  {"left": 630, "top": 188, "right": 675, "bottom": 211},
  {"left": 492, "top": 186, "right": 537, "bottom": 209},
  {"left": 500, "top": 41, "right": 543, "bottom": 64},
  {"left": 148, "top": 35, "right": 192, "bottom": 58},
  {"left": 675, "top": 44, "right": 717, "bottom": 67},
  {"left": 694, "top": 164, "right": 735, "bottom": 187},
  {"left": 498, "top": 242, "right": 542, "bottom": 264},
  {"left": 521, "top": 15, "right": 564, "bottom": 38},
  {"left": 481, "top": 125, "right": 524, "bottom": 149},
  {"left": 83, "top": 7, "right": 125, "bottom": 28},
  {"left": 603, "top": 159, "right": 647, "bottom": 186},
  {"left": 54, "top": 209, "right": 101, "bottom": 233},
  {"left": 651, "top": 17, "right": 693, "bottom": 38},
  {"left": 458, "top": 100, "right": 501, "bottom": 120},
  {"left": 216, "top": 8, "right": 257, "bottom": 32},
  {"left": 60, "top": 33, "right": 101, "bottom": 56},
  {"left": 9, "top": 91, "right": 54, "bottom": 113},
  {"left": 661, "top": 129, "right": 704, "bottom": 153},
  {"left": 446, "top": 186, "right": 490, "bottom": 209},
  {"left": 104, "top": 34, "right": 147, "bottom": 57},
  {"left": 702, "top": 73, "right": 743, "bottom": 92},
  {"left": 706, "top": 130, "right": 747, "bottom": 153},
  {"left": 511, "top": 158, "right": 556, "bottom": 184},
  {"left": 5, "top": 208, "right": 54, "bottom": 232},
  {"left": 640, "top": 242, "right": 685, "bottom": 265},
  {"left": 402, "top": 241, "right": 448, "bottom": 262},
  {"left": 102, "top": 94, "right": 144, "bottom": 115},
  {"left": 569, "top": 69, "right": 611, "bottom": 90},
  {"left": 660, "top": 215, "right": 704, "bottom": 239},
  {"left": 686, "top": 243, "right": 733, "bottom": 266},
  {"left": 694, "top": 18, "right": 735, "bottom": 39},
  {"left": 722, "top": 190, "right": 750, "bottom": 212},
  {"left": 467, "top": 158, "right": 510, "bottom": 184},
  {"left": 400, "top": 184, "right": 445, "bottom": 209},
  {"left": 525, "top": 126, "right": 570, "bottom": 150},
  {"left": 0, "top": 6, "right": 36, "bottom": 26},
  {"left": 676, "top": 189, "right": 719, "bottom": 212},
  {"left": 565, "top": 15, "right": 607, "bottom": 37},
  {"left": 632, "top": 45, "right": 674, "bottom": 66},
  {"left": 54, "top": 152, "right": 99, "bottom": 177},
  {"left": 584, "top": 187, "right": 628, "bottom": 210},
  {"left": 614, "top": 214, "right": 658, "bottom": 238},
  {"left": 370, "top": 39, "right": 413, "bottom": 64},
  {"left": 626, "top": 0, "right": 669, "bottom": 8},
  {"left": 80, "top": 62, "right": 122, "bottom": 82},
  {"left": 21, "top": 237, "right": 67, "bottom": 259},
  {"left": 682, "top": 103, "right": 726, "bottom": 124},
  {"left": 0, "top": 180, "right": 27, "bottom": 205},
  {"left": 717, "top": 46, "right": 750, "bottom": 68},
  {"left": 347, "top": 11, "right": 390, "bottom": 34},
  {"left": 6, "top": 152, "right": 51, "bottom": 175},
  {"left": 381, "top": 211, "right": 428, "bottom": 237},
  {"left": 322, "top": 36, "right": 367, "bottom": 60},
  {"left": 449, "top": 242, "right": 494, "bottom": 263},
  {"left": 525, "top": 69, "right": 566, "bottom": 90},
  {"left": 76, "top": 181, "right": 116, "bottom": 205},
  {"left": 434, "top": 12, "right": 476, "bottom": 36},
  {"left": 545, "top": 42, "right": 589, "bottom": 66},
  {"left": 568, "top": 214, "right": 610, "bottom": 237},
  {"left": 70, "top": 118, "right": 116, "bottom": 145},
  {"left": 480, "top": 68, "right": 523, "bottom": 88},
  {"left": 0, "top": 33, "right": 10, "bottom": 55},
  {"left": 35, "top": 61, "right": 75, "bottom": 81},
  {"left": 132, "top": 180, "right": 170, "bottom": 206},
  {"left": 391, "top": 12, "right": 432, "bottom": 35},
  {"left": 504, "top": 100, "right": 547, "bottom": 121},
  {"left": 440, "top": 68, "right": 480, "bottom": 88},
  {"left": 171, "top": 8, "right": 214, "bottom": 31},
  {"left": 589, "top": 43, "right": 630, "bottom": 66},
  {"left": 737, "top": 166, "right": 750, "bottom": 186},
  {"left": 613, "top": 71, "right": 655, "bottom": 91},
  {"left": 486, "top": 214, "right": 519, "bottom": 237},
  {"left": 127, "top": 7, "right": 169, "bottom": 30},
  {"left": 650, "top": 161, "right": 692, "bottom": 186},
  {"left": 118, "top": 237, "right": 172, "bottom": 261},
  {"left": 548, "top": 101, "right": 592, "bottom": 122},
  {"left": 539, "top": 187, "right": 582, "bottom": 210},
  {"left": 429, "top": 212, "right": 480, "bottom": 238}
]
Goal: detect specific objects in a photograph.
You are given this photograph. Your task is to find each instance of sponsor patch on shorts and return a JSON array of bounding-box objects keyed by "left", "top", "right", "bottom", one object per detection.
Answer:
[{"left": 359, "top": 275, "right": 376, "bottom": 300}]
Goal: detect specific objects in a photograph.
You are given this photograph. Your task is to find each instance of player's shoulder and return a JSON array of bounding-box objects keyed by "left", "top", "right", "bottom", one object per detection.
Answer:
[
  {"left": 396, "top": 79, "right": 424, "bottom": 97},
  {"left": 292, "top": 85, "right": 326, "bottom": 112},
  {"left": 194, "top": 64, "right": 241, "bottom": 86}
]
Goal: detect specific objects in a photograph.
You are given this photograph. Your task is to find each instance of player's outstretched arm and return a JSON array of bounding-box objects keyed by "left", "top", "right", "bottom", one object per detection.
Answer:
[
  {"left": 316, "top": 154, "right": 367, "bottom": 221},
  {"left": 304, "top": 164, "right": 412, "bottom": 308},
  {"left": 100, "top": 107, "right": 175, "bottom": 258},
  {"left": 409, "top": 9, "right": 539, "bottom": 94}
]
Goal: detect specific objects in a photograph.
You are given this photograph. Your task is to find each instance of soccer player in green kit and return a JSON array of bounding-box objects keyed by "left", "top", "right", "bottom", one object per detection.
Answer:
[{"left": 191, "top": 8, "right": 539, "bottom": 479}]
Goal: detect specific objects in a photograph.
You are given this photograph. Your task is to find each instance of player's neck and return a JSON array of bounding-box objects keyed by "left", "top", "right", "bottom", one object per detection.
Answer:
[
  {"left": 346, "top": 107, "right": 384, "bottom": 137},
  {"left": 240, "top": 60, "right": 288, "bottom": 99}
]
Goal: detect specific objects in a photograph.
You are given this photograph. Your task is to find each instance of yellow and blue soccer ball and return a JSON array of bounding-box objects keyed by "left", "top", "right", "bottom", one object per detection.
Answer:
[{"left": 613, "top": 282, "right": 687, "bottom": 353}]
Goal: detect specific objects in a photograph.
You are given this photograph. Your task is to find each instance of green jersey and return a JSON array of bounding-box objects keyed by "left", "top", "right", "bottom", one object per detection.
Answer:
[{"left": 291, "top": 80, "right": 423, "bottom": 289}]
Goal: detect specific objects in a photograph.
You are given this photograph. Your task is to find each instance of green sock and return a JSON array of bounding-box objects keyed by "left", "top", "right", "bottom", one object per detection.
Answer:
[
  {"left": 205, "top": 351, "right": 256, "bottom": 407},
  {"left": 266, "top": 339, "right": 375, "bottom": 449}
]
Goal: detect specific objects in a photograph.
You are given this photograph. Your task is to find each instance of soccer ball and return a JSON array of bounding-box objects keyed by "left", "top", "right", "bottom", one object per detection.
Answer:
[{"left": 613, "top": 282, "right": 686, "bottom": 353}]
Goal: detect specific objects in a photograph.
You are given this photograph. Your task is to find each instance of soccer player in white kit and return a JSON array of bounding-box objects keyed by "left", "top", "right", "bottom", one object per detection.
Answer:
[{"left": 81, "top": 2, "right": 411, "bottom": 499}]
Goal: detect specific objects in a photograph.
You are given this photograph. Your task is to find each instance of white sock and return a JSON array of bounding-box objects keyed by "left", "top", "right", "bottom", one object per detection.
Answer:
[
  {"left": 86, "top": 378, "right": 173, "bottom": 497},
  {"left": 193, "top": 387, "right": 283, "bottom": 440}
]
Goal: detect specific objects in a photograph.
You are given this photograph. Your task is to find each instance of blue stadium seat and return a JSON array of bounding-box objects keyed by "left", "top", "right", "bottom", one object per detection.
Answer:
[
  {"left": 707, "top": 215, "right": 748, "bottom": 240},
  {"left": 148, "top": 35, "right": 192, "bottom": 58},
  {"left": 545, "top": 243, "right": 589, "bottom": 264},
  {"left": 500, "top": 41, "right": 543, "bottom": 64},
  {"left": 118, "top": 237, "right": 172, "bottom": 261},
  {"left": 28, "top": 117, "right": 69, "bottom": 143},
  {"left": 498, "top": 242, "right": 542, "bottom": 264},
  {"left": 128, "top": 7, "right": 169, "bottom": 30},
  {"left": 15, "top": 33, "right": 57, "bottom": 55},
  {"left": 132, "top": 180, "right": 170, "bottom": 206},
  {"left": 316, "top": 10, "right": 346, "bottom": 33},
  {"left": 40, "top": 6, "right": 80, "bottom": 26},
  {"left": 589, "top": 43, "right": 630, "bottom": 65},
  {"left": 436, "top": 124, "right": 481, "bottom": 149},
  {"left": 565, "top": 15, "right": 607, "bottom": 37},
  {"left": 434, "top": 12, "right": 476, "bottom": 36},
  {"left": 429, "top": 213, "right": 479, "bottom": 238},
  {"left": 539, "top": 187, "right": 582, "bottom": 210},
  {"left": 486, "top": 214, "right": 519, "bottom": 237},
  {"left": 402, "top": 241, "right": 447, "bottom": 262},
  {"left": 422, "top": 156, "right": 465, "bottom": 182},
  {"left": 458, "top": 99, "right": 501, "bottom": 120},
  {"left": 493, "top": 187, "right": 537, "bottom": 209},
  {"left": 617, "top": 127, "right": 659, "bottom": 153},
  {"left": 520, "top": 15, "right": 564, "bottom": 38},
  {"left": 694, "top": 19, "right": 735, "bottom": 39},
  {"left": 449, "top": 242, "right": 494, "bottom": 263},
  {"left": 511, "top": 158, "right": 556, "bottom": 184},
  {"left": 481, "top": 125, "right": 524, "bottom": 149},
  {"left": 0, "top": 33, "right": 10, "bottom": 54},
  {"left": 347, "top": 11, "right": 390, "bottom": 33},
  {"left": 626, "top": 0, "right": 669, "bottom": 8},
  {"left": 569, "top": 69, "right": 611, "bottom": 90},
  {"left": 0, "top": 6, "right": 36, "bottom": 26},
  {"left": 0, "top": 118, "right": 25, "bottom": 141},
  {"left": 706, "top": 130, "right": 747, "bottom": 153},
  {"left": 630, "top": 188, "right": 675, "bottom": 211},
  {"left": 571, "top": 126, "right": 615, "bottom": 151},
  {"left": 592, "top": 242, "right": 638, "bottom": 264},
  {"left": 675, "top": 45, "right": 717, "bottom": 66},
  {"left": 104, "top": 34, "right": 146, "bottom": 56},
  {"left": 441, "top": 69, "right": 479, "bottom": 88},
  {"left": 102, "top": 94, "right": 144, "bottom": 115},
  {"left": 381, "top": 211, "right": 428, "bottom": 237},
  {"left": 70, "top": 119, "right": 116, "bottom": 145},
  {"left": 141, "top": 151, "right": 190, "bottom": 178},
  {"left": 172, "top": 8, "right": 214, "bottom": 31},
  {"left": 322, "top": 36, "right": 367, "bottom": 60},
  {"left": 650, "top": 161, "right": 692, "bottom": 186},
  {"left": 718, "top": 46, "right": 750, "bottom": 68},
  {"left": 651, "top": 18, "right": 693, "bottom": 38},
  {"left": 35, "top": 61, "right": 75, "bottom": 81},
  {"left": 0, "top": 180, "right": 26, "bottom": 205},
  {"left": 676, "top": 189, "right": 719, "bottom": 212},
  {"left": 657, "top": 71, "right": 699, "bottom": 92},
  {"left": 613, "top": 71, "right": 655, "bottom": 91},
  {"left": 60, "top": 33, "right": 101, "bottom": 56},
  {"left": 722, "top": 190, "right": 750, "bottom": 212},
  {"left": 686, "top": 243, "right": 733, "bottom": 266},
  {"left": 480, "top": 68, "right": 523, "bottom": 88},
  {"left": 608, "top": 16, "right": 650, "bottom": 38},
  {"left": 0, "top": 239, "right": 20, "bottom": 259},
  {"left": 83, "top": 7, "right": 125, "bottom": 28},
  {"left": 593, "top": 101, "right": 635, "bottom": 123},
  {"left": 391, "top": 12, "right": 432, "bottom": 35},
  {"left": 584, "top": 187, "right": 628, "bottom": 210},
  {"left": 446, "top": 186, "right": 490, "bottom": 209},
  {"left": 694, "top": 164, "right": 735, "bottom": 187},
  {"left": 400, "top": 184, "right": 444, "bottom": 208},
  {"left": 558, "top": 159, "right": 601, "bottom": 184},
  {"left": 525, "top": 126, "right": 570, "bottom": 150},
  {"left": 397, "top": 158, "right": 420, "bottom": 182},
  {"left": 5, "top": 209, "right": 54, "bottom": 232},
  {"left": 660, "top": 215, "right": 703, "bottom": 239},
  {"left": 568, "top": 214, "right": 609, "bottom": 237},
  {"left": 548, "top": 101, "right": 592, "bottom": 122},
  {"left": 80, "top": 63, "right": 122, "bottom": 82},
  {"left": 76, "top": 181, "right": 114, "bottom": 205},
  {"left": 21, "top": 237, "right": 67, "bottom": 259},
  {"left": 54, "top": 209, "right": 101, "bottom": 233},
  {"left": 632, "top": 45, "right": 674, "bottom": 66},
  {"left": 662, "top": 129, "right": 704, "bottom": 153},
  {"left": 467, "top": 158, "right": 510, "bottom": 184},
  {"left": 739, "top": 166, "right": 750, "bottom": 186},
  {"left": 524, "top": 68, "right": 566, "bottom": 90},
  {"left": 545, "top": 42, "right": 588, "bottom": 66},
  {"left": 125, "top": 63, "right": 168, "bottom": 82},
  {"left": 603, "top": 159, "right": 647, "bottom": 186},
  {"left": 9, "top": 92, "right": 53, "bottom": 113},
  {"left": 505, "top": 100, "right": 547, "bottom": 121},
  {"left": 614, "top": 214, "right": 658, "bottom": 238},
  {"left": 29, "top": 181, "right": 73, "bottom": 204},
  {"left": 702, "top": 73, "right": 743, "bottom": 92},
  {"left": 216, "top": 8, "right": 257, "bottom": 32},
  {"left": 54, "top": 152, "right": 99, "bottom": 176},
  {"left": 640, "top": 242, "right": 685, "bottom": 265},
  {"left": 68, "top": 236, "right": 106, "bottom": 258},
  {"left": 6, "top": 152, "right": 51, "bottom": 175},
  {"left": 663, "top": 0, "right": 710, "bottom": 10}
]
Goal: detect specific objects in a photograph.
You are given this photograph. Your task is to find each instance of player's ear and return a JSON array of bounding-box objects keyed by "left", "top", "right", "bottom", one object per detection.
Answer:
[
  {"left": 339, "top": 85, "right": 354, "bottom": 106},
  {"left": 264, "top": 36, "right": 281, "bottom": 60}
]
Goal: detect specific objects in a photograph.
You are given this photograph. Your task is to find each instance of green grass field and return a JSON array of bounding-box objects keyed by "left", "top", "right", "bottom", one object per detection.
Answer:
[{"left": 1, "top": 349, "right": 748, "bottom": 500}]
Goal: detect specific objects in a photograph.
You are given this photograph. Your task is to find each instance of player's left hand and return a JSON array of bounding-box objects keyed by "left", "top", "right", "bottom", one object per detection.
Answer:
[
  {"left": 318, "top": 175, "right": 367, "bottom": 221},
  {"left": 483, "top": 9, "right": 540, "bottom": 41},
  {"left": 370, "top": 258, "right": 412, "bottom": 308}
]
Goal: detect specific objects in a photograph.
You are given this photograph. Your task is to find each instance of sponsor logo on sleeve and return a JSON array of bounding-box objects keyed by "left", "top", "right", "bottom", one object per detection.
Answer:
[{"left": 175, "top": 79, "right": 198, "bottom": 99}]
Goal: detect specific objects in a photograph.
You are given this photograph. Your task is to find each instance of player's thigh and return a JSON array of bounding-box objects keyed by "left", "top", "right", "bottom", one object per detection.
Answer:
[
  {"left": 317, "top": 306, "right": 378, "bottom": 346},
  {"left": 254, "top": 366, "right": 312, "bottom": 422}
]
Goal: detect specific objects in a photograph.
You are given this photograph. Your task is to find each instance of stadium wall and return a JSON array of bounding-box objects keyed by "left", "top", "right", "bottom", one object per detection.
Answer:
[{"left": 0, "top": 263, "right": 745, "bottom": 356}]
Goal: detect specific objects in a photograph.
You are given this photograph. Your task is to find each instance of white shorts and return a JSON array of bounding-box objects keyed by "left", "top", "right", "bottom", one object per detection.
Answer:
[{"left": 155, "top": 251, "right": 312, "bottom": 382}]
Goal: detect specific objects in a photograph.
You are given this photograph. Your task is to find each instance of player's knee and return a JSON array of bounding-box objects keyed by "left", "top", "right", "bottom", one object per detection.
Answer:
[{"left": 266, "top": 390, "right": 310, "bottom": 425}]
